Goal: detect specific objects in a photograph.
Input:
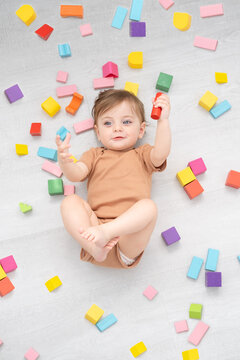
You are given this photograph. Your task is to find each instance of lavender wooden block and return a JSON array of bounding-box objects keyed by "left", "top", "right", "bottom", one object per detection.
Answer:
[
  {"left": 130, "top": 21, "right": 146, "bottom": 37},
  {"left": 4, "top": 84, "right": 24, "bottom": 103},
  {"left": 161, "top": 226, "right": 180, "bottom": 246},
  {"left": 205, "top": 271, "right": 222, "bottom": 287}
]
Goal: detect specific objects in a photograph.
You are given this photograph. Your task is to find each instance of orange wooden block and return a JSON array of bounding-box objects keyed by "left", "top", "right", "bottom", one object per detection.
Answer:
[
  {"left": 60, "top": 5, "right": 83, "bottom": 18},
  {"left": 65, "top": 93, "right": 84, "bottom": 115},
  {"left": 184, "top": 179, "right": 204, "bottom": 199},
  {"left": 0, "top": 277, "right": 15, "bottom": 297},
  {"left": 225, "top": 170, "right": 240, "bottom": 189}
]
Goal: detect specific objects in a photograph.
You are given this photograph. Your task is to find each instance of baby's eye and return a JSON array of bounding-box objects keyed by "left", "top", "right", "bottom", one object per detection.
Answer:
[
  {"left": 104, "top": 121, "right": 112, "bottom": 126},
  {"left": 123, "top": 120, "right": 132, "bottom": 124}
]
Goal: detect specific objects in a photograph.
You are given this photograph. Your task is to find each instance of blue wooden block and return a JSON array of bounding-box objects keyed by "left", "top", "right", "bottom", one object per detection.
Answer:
[
  {"left": 129, "top": 0, "right": 144, "bottom": 21},
  {"left": 187, "top": 256, "right": 204, "bottom": 280},
  {"left": 96, "top": 313, "right": 117, "bottom": 332},
  {"left": 205, "top": 248, "right": 219, "bottom": 271},
  {"left": 56, "top": 126, "right": 70, "bottom": 141},
  {"left": 237, "top": 255, "right": 240, "bottom": 262},
  {"left": 111, "top": 6, "right": 128, "bottom": 29},
  {"left": 210, "top": 100, "right": 231, "bottom": 119},
  {"left": 37, "top": 147, "right": 57, "bottom": 162},
  {"left": 58, "top": 43, "right": 71, "bottom": 57}
]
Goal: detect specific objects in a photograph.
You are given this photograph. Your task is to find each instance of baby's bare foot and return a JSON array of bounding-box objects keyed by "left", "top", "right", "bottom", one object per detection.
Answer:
[{"left": 79, "top": 225, "right": 111, "bottom": 247}]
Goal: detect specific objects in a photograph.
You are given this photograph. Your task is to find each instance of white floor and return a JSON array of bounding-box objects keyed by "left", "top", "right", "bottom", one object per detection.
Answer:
[{"left": 1, "top": 0, "right": 240, "bottom": 359}]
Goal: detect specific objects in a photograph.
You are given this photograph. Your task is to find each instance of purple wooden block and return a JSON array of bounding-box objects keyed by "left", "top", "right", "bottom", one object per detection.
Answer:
[
  {"left": 161, "top": 226, "right": 180, "bottom": 246},
  {"left": 130, "top": 21, "right": 146, "bottom": 37},
  {"left": 205, "top": 271, "right": 222, "bottom": 287},
  {"left": 4, "top": 84, "right": 24, "bottom": 103}
]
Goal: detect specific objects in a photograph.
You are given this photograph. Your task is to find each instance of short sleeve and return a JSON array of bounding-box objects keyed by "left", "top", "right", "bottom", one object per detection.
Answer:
[
  {"left": 135, "top": 143, "right": 167, "bottom": 174},
  {"left": 78, "top": 147, "right": 98, "bottom": 181}
]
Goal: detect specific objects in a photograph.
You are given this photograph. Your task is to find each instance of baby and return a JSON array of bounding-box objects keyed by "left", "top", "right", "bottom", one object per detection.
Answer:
[{"left": 56, "top": 89, "right": 171, "bottom": 268}]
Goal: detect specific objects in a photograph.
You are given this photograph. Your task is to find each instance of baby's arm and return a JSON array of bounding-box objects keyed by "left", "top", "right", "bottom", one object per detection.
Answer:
[
  {"left": 150, "top": 94, "right": 171, "bottom": 167},
  {"left": 56, "top": 133, "right": 88, "bottom": 182}
]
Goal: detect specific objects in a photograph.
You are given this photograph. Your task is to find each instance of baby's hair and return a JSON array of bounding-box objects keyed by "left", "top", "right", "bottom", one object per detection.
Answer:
[{"left": 92, "top": 89, "right": 146, "bottom": 126}]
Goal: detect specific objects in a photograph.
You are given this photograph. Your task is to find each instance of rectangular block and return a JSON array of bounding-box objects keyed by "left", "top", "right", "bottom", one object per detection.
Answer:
[
  {"left": 16, "top": 144, "right": 28, "bottom": 156},
  {"left": 30, "top": 123, "right": 42, "bottom": 136},
  {"left": 35, "top": 24, "right": 53, "bottom": 40},
  {"left": 158, "top": 0, "right": 174, "bottom": 10},
  {"left": 41, "top": 96, "right": 61, "bottom": 117},
  {"left": 143, "top": 285, "right": 158, "bottom": 300},
  {"left": 205, "top": 271, "right": 222, "bottom": 287},
  {"left": 226, "top": 170, "right": 240, "bottom": 189},
  {"left": 205, "top": 248, "right": 219, "bottom": 271},
  {"left": 187, "top": 256, "right": 204, "bottom": 280},
  {"left": 188, "top": 321, "right": 209, "bottom": 346},
  {"left": 5, "top": 84, "right": 24, "bottom": 103},
  {"left": 80, "top": 23, "right": 93, "bottom": 36},
  {"left": 0, "top": 276, "right": 15, "bottom": 296},
  {"left": 210, "top": 100, "right": 231, "bottom": 119},
  {"left": 124, "top": 81, "right": 139, "bottom": 96},
  {"left": 73, "top": 118, "right": 94, "bottom": 134},
  {"left": 56, "top": 84, "right": 77, "bottom": 98},
  {"left": 200, "top": 3, "right": 224, "bottom": 18},
  {"left": 194, "top": 36, "right": 218, "bottom": 51},
  {"left": 111, "top": 6, "right": 128, "bottom": 29},
  {"left": 174, "top": 320, "right": 188, "bottom": 333},
  {"left": 93, "top": 77, "right": 114, "bottom": 89},
  {"left": 182, "top": 349, "right": 199, "bottom": 360},
  {"left": 85, "top": 304, "right": 104, "bottom": 324},
  {"left": 215, "top": 72, "right": 227, "bottom": 84},
  {"left": 129, "top": 0, "right": 144, "bottom": 21},
  {"left": 41, "top": 160, "right": 63, "bottom": 178},
  {"left": 48, "top": 179, "right": 64, "bottom": 195},
  {"left": 0, "top": 255, "right": 17, "bottom": 273},
  {"left": 38, "top": 147, "right": 57, "bottom": 162},
  {"left": 161, "top": 226, "right": 180, "bottom": 246},
  {"left": 130, "top": 21, "right": 146, "bottom": 37},
  {"left": 56, "top": 71, "right": 68, "bottom": 83},
  {"left": 0, "top": 339, "right": 3, "bottom": 345},
  {"left": 64, "top": 185, "right": 75, "bottom": 196},
  {"left": 58, "top": 43, "right": 71, "bottom": 57},
  {"left": 96, "top": 313, "right": 118, "bottom": 332},
  {"left": 45, "top": 276, "right": 62, "bottom": 292},
  {"left": 60, "top": 5, "right": 83, "bottom": 18}
]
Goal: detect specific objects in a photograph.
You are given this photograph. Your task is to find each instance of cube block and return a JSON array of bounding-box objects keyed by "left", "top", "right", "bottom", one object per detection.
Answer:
[
  {"left": 56, "top": 71, "right": 68, "bottom": 83},
  {"left": 177, "top": 167, "right": 196, "bottom": 186},
  {"left": 188, "top": 321, "right": 209, "bottom": 346},
  {"left": 102, "top": 61, "right": 119, "bottom": 78},
  {"left": 24, "top": 347, "right": 39, "bottom": 360},
  {"left": 161, "top": 226, "right": 180, "bottom": 246},
  {"left": 194, "top": 36, "right": 218, "bottom": 51},
  {"left": 156, "top": 72, "right": 173, "bottom": 92},
  {"left": 173, "top": 12, "right": 192, "bottom": 31},
  {"left": 48, "top": 179, "right": 64, "bottom": 195},
  {"left": 30, "top": 123, "right": 42, "bottom": 136},
  {"left": 66, "top": 92, "right": 84, "bottom": 115},
  {"left": 128, "top": 51, "right": 143, "bottom": 69},
  {"left": 45, "top": 276, "right": 62, "bottom": 292},
  {"left": 0, "top": 266, "right": 7, "bottom": 280},
  {"left": 199, "top": 91, "right": 218, "bottom": 111},
  {"left": 38, "top": 147, "right": 57, "bottom": 162},
  {"left": 129, "top": 0, "right": 144, "bottom": 21},
  {"left": 200, "top": 4, "right": 224, "bottom": 18},
  {"left": 85, "top": 304, "right": 104, "bottom": 324},
  {"left": 187, "top": 256, "right": 204, "bottom": 280},
  {"left": 73, "top": 118, "right": 94, "bottom": 134},
  {"left": 60, "top": 5, "right": 83, "bottom": 18},
  {"left": 143, "top": 285, "right": 158, "bottom": 300},
  {"left": 64, "top": 185, "right": 75, "bottom": 196},
  {"left": 174, "top": 320, "right": 189, "bottom": 333},
  {"left": 130, "top": 341, "right": 147, "bottom": 358},
  {"left": 182, "top": 348, "right": 199, "bottom": 360},
  {"left": 130, "top": 21, "right": 146, "bottom": 37},
  {"left": 19, "top": 202, "right": 32, "bottom": 213},
  {"left": 210, "top": 100, "right": 231, "bottom": 119},
  {"left": 188, "top": 157, "right": 207, "bottom": 176},
  {"left": 225, "top": 170, "right": 240, "bottom": 189},
  {"left": 111, "top": 6, "right": 128, "bottom": 29},
  {"left": 80, "top": 23, "right": 93, "bottom": 36},
  {"left": 189, "top": 303, "right": 202, "bottom": 319},
  {"left": 158, "top": 0, "right": 174, "bottom": 10},
  {"left": 58, "top": 43, "right": 71, "bottom": 57},
  {"left": 0, "top": 255, "right": 17, "bottom": 273},
  {"left": 124, "top": 82, "right": 139, "bottom": 96},
  {"left": 184, "top": 179, "right": 204, "bottom": 199},
  {"left": 205, "top": 271, "right": 222, "bottom": 287},
  {"left": 41, "top": 97, "right": 60, "bottom": 117},
  {"left": 205, "top": 248, "right": 219, "bottom": 271},
  {"left": 35, "top": 24, "right": 53, "bottom": 40},
  {"left": 0, "top": 276, "right": 15, "bottom": 296},
  {"left": 41, "top": 160, "right": 63, "bottom": 178},
  {"left": 16, "top": 5, "right": 36, "bottom": 26},
  {"left": 96, "top": 313, "right": 117, "bottom": 332},
  {"left": 16, "top": 144, "right": 28, "bottom": 155},
  {"left": 5, "top": 84, "right": 24, "bottom": 103},
  {"left": 56, "top": 126, "right": 70, "bottom": 141},
  {"left": 215, "top": 72, "right": 227, "bottom": 84}
]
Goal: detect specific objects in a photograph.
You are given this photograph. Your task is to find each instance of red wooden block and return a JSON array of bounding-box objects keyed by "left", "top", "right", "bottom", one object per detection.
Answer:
[
  {"left": 0, "top": 277, "right": 15, "bottom": 297},
  {"left": 225, "top": 170, "right": 240, "bottom": 189},
  {"left": 35, "top": 24, "right": 54, "bottom": 40},
  {"left": 184, "top": 179, "right": 204, "bottom": 199},
  {"left": 30, "top": 123, "right": 42, "bottom": 136}
]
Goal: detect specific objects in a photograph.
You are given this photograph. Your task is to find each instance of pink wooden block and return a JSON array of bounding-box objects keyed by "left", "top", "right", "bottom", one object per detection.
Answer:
[
  {"left": 24, "top": 347, "right": 40, "bottom": 360},
  {"left": 73, "top": 118, "right": 94, "bottom": 134},
  {"left": 56, "top": 71, "right": 68, "bottom": 83},
  {"left": 64, "top": 185, "right": 75, "bottom": 196},
  {"left": 174, "top": 320, "right": 189, "bottom": 333},
  {"left": 188, "top": 321, "right": 209, "bottom": 346},
  {"left": 143, "top": 285, "right": 158, "bottom": 300},
  {"left": 79, "top": 23, "right": 93, "bottom": 36},
  {"left": 42, "top": 160, "right": 63, "bottom": 178},
  {"left": 102, "top": 61, "right": 119, "bottom": 78},
  {"left": 188, "top": 157, "right": 207, "bottom": 176},
  {"left": 158, "top": 0, "right": 174, "bottom": 10},
  {"left": 200, "top": 4, "right": 224, "bottom": 18},
  {"left": 0, "top": 255, "right": 17, "bottom": 273},
  {"left": 56, "top": 84, "right": 77, "bottom": 98},
  {"left": 194, "top": 36, "right": 218, "bottom": 51},
  {"left": 0, "top": 339, "right": 3, "bottom": 345},
  {"left": 93, "top": 77, "right": 114, "bottom": 89}
]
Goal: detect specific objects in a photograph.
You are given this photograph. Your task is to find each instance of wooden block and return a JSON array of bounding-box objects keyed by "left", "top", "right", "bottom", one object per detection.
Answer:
[
  {"left": 182, "top": 348, "right": 199, "bottom": 360},
  {"left": 73, "top": 118, "right": 94, "bottom": 134},
  {"left": 124, "top": 82, "right": 139, "bottom": 96},
  {"left": 41, "top": 160, "right": 63, "bottom": 178},
  {"left": 225, "top": 170, "right": 240, "bottom": 189},
  {"left": 188, "top": 157, "right": 207, "bottom": 175},
  {"left": 16, "top": 5, "right": 36, "bottom": 26},
  {"left": 58, "top": 43, "right": 71, "bottom": 57},
  {"left": 45, "top": 276, "right": 62, "bottom": 292},
  {"left": 177, "top": 167, "right": 196, "bottom": 186},
  {"left": 19, "top": 202, "right": 32, "bottom": 213},
  {"left": 64, "top": 185, "right": 75, "bottom": 196},
  {"left": 24, "top": 347, "right": 39, "bottom": 360},
  {"left": 200, "top": 4, "right": 224, "bottom": 18},
  {"left": 205, "top": 271, "right": 222, "bottom": 287},
  {"left": 130, "top": 21, "right": 146, "bottom": 37},
  {"left": 93, "top": 77, "right": 114, "bottom": 89},
  {"left": 205, "top": 248, "right": 219, "bottom": 271},
  {"left": 158, "top": 0, "right": 174, "bottom": 10},
  {"left": 215, "top": 72, "right": 227, "bottom": 84},
  {"left": 156, "top": 72, "right": 173, "bottom": 92},
  {"left": 85, "top": 304, "right": 104, "bottom": 324},
  {"left": 102, "top": 61, "right": 119, "bottom": 78},
  {"left": 129, "top": 0, "right": 144, "bottom": 21},
  {"left": 38, "top": 147, "right": 57, "bottom": 162},
  {"left": 48, "top": 179, "right": 64, "bottom": 196},
  {"left": 184, "top": 179, "right": 204, "bottom": 199},
  {"left": 161, "top": 226, "right": 180, "bottom": 245},
  {"left": 56, "top": 71, "right": 68, "bottom": 83},
  {"left": 41, "top": 97, "right": 61, "bottom": 117},
  {"left": 35, "top": 24, "right": 53, "bottom": 40},
  {"left": 174, "top": 320, "right": 189, "bottom": 333},
  {"left": 187, "top": 256, "right": 204, "bottom": 280},
  {"left": 0, "top": 276, "right": 15, "bottom": 296},
  {"left": 56, "top": 84, "right": 77, "bottom": 98},
  {"left": 69, "top": 156, "right": 78, "bottom": 163},
  {"left": 128, "top": 51, "right": 143, "bottom": 69},
  {"left": 143, "top": 285, "right": 158, "bottom": 300},
  {"left": 0, "top": 265, "right": 7, "bottom": 280},
  {"left": 96, "top": 313, "right": 118, "bottom": 332},
  {"left": 30, "top": 123, "right": 41, "bottom": 136},
  {"left": 56, "top": 126, "right": 70, "bottom": 141},
  {"left": 130, "top": 341, "right": 147, "bottom": 358},
  {"left": 188, "top": 321, "right": 209, "bottom": 346},
  {"left": 199, "top": 91, "right": 218, "bottom": 111},
  {"left": 16, "top": 144, "right": 28, "bottom": 156},
  {"left": 111, "top": 6, "right": 128, "bottom": 29},
  {"left": 60, "top": 5, "right": 83, "bottom": 18},
  {"left": 66, "top": 92, "right": 84, "bottom": 115},
  {"left": 189, "top": 303, "right": 202, "bottom": 319},
  {"left": 194, "top": 36, "right": 218, "bottom": 51},
  {"left": 4, "top": 84, "right": 24, "bottom": 103},
  {"left": 80, "top": 23, "right": 93, "bottom": 36},
  {"left": 0, "top": 255, "right": 17, "bottom": 273},
  {"left": 0, "top": 339, "right": 3, "bottom": 346},
  {"left": 173, "top": 12, "right": 191, "bottom": 31},
  {"left": 210, "top": 100, "right": 231, "bottom": 119}
]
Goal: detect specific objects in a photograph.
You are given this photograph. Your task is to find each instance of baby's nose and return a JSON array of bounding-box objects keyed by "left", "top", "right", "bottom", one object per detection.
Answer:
[{"left": 113, "top": 122, "right": 123, "bottom": 131}]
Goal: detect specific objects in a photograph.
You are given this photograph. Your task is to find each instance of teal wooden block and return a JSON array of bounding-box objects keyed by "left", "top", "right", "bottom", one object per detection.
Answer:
[
  {"left": 112, "top": 6, "right": 128, "bottom": 29},
  {"left": 48, "top": 179, "right": 64, "bottom": 195},
  {"left": 38, "top": 147, "right": 57, "bottom": 162},
  {"left": 189, "top": 303, "right": 202, "bottom": 319},
  {"left": 205, "top": 248, "right": 219, "bottom": 271},
  {"left": 210, "top": 100, "right": 231, "bottom": 118},
  {"left": 156, "top": 72, "right": 173, "bottom": 92},
  {"left": 129, "top": 0, "right": 144, "bottom": 21},
  {"left": 56, "top": 126, "right": 70, "bottom": 141},
  {"left": 58, "top": 43, "right": 71, "bottom": 57},
  {"left": 237, "top": 255, "right": 240, "bottom": 262},
  {"left": 96, "top": 313, "right": 117, "bottom": 332},
  {"left": 187, "top": 256, "right": 204, "bottom": 280}
]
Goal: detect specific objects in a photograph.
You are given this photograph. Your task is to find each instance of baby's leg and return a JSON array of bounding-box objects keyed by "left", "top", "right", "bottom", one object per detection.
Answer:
[{"left": 60, "top": 194, "right": 119, "bottom": 262}]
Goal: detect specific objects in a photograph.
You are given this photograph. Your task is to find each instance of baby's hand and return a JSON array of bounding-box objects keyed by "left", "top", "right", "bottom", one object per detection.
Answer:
[
  {"left": 152, "top": 94, "right": 171, "bottom": 121},
  {"left": 55, "top": 132, "right": 74, "bottom": 164}
]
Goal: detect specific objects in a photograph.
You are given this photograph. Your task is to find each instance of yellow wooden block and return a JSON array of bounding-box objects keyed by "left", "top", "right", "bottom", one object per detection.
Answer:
[
  {"left": 69, "top": 156, "right": 78, "bottom": 163},
  {"left": 85, "top": 304, "right": 104, "bottom": 324},
  {"left": 0, "top": 265, "right": 7, "bottom": 281},
  {"left": 177, "top": 167, "right": 196, "bottom": 187},
  {"left": 45, "top": 276, "right": 62, "bottom": 292},
  {"left": 124, "top": 82, "right": 139, "bottom": 96},
  {"left": 128, "top": 52, "right": 143, "bottom": 69},
  {"left": 41, "top": 97, "right": 61, "bottom": 117},
  {"left": 199, "top": 91, "right": 218, "bottom": 111},
  {"left": 16, "top": 144, "right": 28, "bottom": 155},
  {"left": 182, "top": 348, "right": 199, "bottom": 360},
  {"left": 215, "top": 72, "right": 228, "bottom": 84},
  {"left": 16, "top": 5, "right": 36, "bottom": 26},
  {"left": 130, "top": 341, "right": 147, "bottom": 358},
  {"left": 173, "top": 12, "right": 191, "bottom": 31}
]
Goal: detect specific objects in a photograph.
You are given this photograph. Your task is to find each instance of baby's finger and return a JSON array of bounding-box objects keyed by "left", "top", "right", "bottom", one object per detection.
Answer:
[
  {"left": 63, "top": 132, "right": 71, "bottom": 145},
  {"left": 56, "top": 135, "right": 62, "bottom": 147},
  {"left": 58, "top": 143, "right": 71, "bottom": 153}
]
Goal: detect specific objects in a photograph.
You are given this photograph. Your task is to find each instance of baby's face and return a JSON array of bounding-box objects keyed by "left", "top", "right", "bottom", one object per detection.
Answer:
[{"left": 94, "top": 100, "right": 146, "bottom": 151}]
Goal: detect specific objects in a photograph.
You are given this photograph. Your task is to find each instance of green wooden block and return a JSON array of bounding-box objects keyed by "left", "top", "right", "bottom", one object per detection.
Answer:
[
  {"left": 189, "top": 303, "right": 202, "bottom": 319},
  {"left": 48, "top": 179, "right": 64, "bottom": 195},
  {"left": 156, "top": 72, "right": 173, "bottom": 92},
  {"left": 19, "top": 202, "right": 32, "bottom": 213}
]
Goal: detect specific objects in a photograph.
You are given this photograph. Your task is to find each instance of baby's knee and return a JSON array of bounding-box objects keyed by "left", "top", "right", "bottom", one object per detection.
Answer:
[
  {"left": 140, "top": 199, "right": 158, "bottom": 218},
  {"left": 60, "top": 194, "right": 82, "bottom": 211}
]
